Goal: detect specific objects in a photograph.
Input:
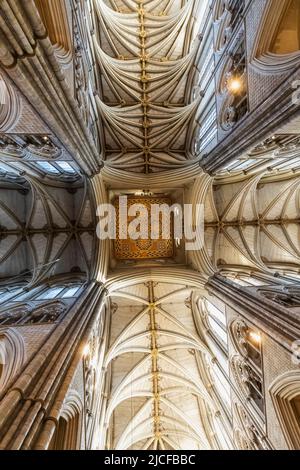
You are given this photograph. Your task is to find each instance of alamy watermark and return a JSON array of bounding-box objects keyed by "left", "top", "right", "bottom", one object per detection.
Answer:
[{"left": 96, "top": 196, "right": 204, "bottom": 251}]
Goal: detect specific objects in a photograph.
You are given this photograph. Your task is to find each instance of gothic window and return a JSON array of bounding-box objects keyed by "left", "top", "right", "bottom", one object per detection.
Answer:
[
  {"left": 193, "top": 26, "right": 217, "bottom": 155},
  {"left": 35, "top": 162, "right": 60, "bottom": 174},
  {"left": 0, "top": 288, "right": 23, "bottom": 305},
  {"left": 2, "top": 284, "right": 82, "bottom": 306},
  {"left": 282, "top": 272, "right": 300, "bottom": 282},
  {"left": 196, "top": 37, "right": 214, "bottom": 91},
  {"left": 210, "top": 340, "right": 229, "bottom": 373},
  {"left": 206, "top": 300, "right": 228, "bottom": 348},
  {"left": 228, "top": 0, "right": 245, "bottom": 33},
  {"left": 13, "top": 290, "right": 36, "bottom": 302},
  {"left": 35, "top": 285, "right": 81, "bottom": 301},
  {"left": 214, "top": 414, "right": 233, "bottom": 449},
  {"left": 0, "top": 302, "right": 66, "bottom": 326},
  {"left": 197, "top": 298, "right": 231, "bottom": 413},
  {"left": 216, "top": 134, "right": 300, "bottom": 174},
  {"left": 34, "top": 161, "right": 78, "bottom": 177},
  {"left": 214, "top": 0, "right": 227, "bottom": 21},
  {"left": 56, "top": 162, "right": 77, "bottom": 174},
  {"left": 220, "top": 158, "right": 257, "bottom": 172},
  {"left": 214, "top": 1, "right": 245, "bottom": 52},
  {"left": 245, "top": 329, "right": 262, "bottom": 368},
  {"left": 211, "top": 361, "right": 232, "bottom": 410},
  {"left": 219, "top": 271, "right": 267, "bottom": 287},
  {"left": 219, "top": 35, "right": 248, "bottom": 130},
  {"left": 196, "top": 104, "right": 218, "bottom": 153},
  {"left": 36, "top": 287, "right": 65, "bottom": 300},
  {"left": 62, "top": 286, "right": 81, "bottom": 298},
  {"left": 230, "top": 320, "right": 264, "bottom": 415},
  {"left": 0, "top": 162, "right": 19, "bottom": 178},
  {"left": 233, "top": 403, "right": 269, "bottom": 450}
]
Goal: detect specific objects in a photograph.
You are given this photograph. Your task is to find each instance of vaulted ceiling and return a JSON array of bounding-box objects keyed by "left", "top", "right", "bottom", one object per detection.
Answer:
[
  {"left": 0, "top": 176, "right": 96, "bottom": 286},
  {"left": 203, "top": 173, "right": 300, "bottom": 274},
  {"left": 105, "top": 277, "right": 223, "bottom": 450},
  {"left": 94, "top": 0, "right": 202, "bottom": 173},
  {"left": 1, "top": 0, "right": 300, "bottom": 452}
]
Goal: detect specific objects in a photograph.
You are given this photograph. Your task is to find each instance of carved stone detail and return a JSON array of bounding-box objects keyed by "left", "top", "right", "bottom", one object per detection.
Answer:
[{"left": 0, "top": 301, "right": 66, "bottom": 326}]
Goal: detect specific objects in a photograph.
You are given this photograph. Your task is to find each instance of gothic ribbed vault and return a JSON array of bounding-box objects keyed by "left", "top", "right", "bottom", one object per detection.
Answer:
[
  {"left": 0, "top": 175, "right": 96, "bottom": 286},
  {"left": 0, "top": 0, "right": 300, "bottom": 453},
  {"left": 94, "top": 0, "right": 204, "bottom": 173},
  {"left": 103, "top": 272, "right": 228, "bottom": 450}
]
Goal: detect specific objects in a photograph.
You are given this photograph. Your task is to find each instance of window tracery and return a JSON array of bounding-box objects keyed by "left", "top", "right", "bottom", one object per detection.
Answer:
[
  {"left": 230, "top": 319, "right": 264, "bottom": 415},
  {"left": 258, "top": 286, "right": 300, "bottom": 308},
  {"left": 233, "top": 403, "right": 269, "bottom": 450},
  {"left": 0, "top": 301, "right": 66, "bottom": 326},
  {"left": 218, "top": 33, "right": 248, "bottom": 130},
  {"left": 214, "top": 1, "right": 245, "bottom": 52}
]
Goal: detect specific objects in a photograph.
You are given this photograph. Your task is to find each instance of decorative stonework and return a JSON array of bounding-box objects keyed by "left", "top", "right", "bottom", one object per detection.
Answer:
[
  {"left": 218, "top": 30, "right": 248, "bottom": 132},
  {"left": 230, "top": 319, "right": 248, "bottom": 357},
  {"left": 233, "top": 403, "right": 269, "bottom": 450},
  {"left": 0, "top": 301, "right": 66, "bottom": 326},
  {"left": 258, "top": 287, "right": 300, "bottom": 308},
  {"left": 230, "top": 354, "right": 251, "bottom": 397}
]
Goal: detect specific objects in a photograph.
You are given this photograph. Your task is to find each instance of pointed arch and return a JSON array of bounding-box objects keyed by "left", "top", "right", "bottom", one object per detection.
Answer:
[
  {"left": 251, "top": 0, "right": 300, "bottom": 72},
  {"left": 0, "top": 328, "right": 26, "bottom": 391},
  {"left": 269, "top": 370, "right": 300, "bottom": 449},
  {"left": 50, "top": 391, "right": 83, "bottom": 450}
]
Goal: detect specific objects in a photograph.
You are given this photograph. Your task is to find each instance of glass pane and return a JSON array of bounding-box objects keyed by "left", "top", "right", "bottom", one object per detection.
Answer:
[
  {"left": 208, "top": 339, "right": 229, "bottom": 374},
  {"left": 36, "top": 162, "right": 60, "bottom": 174},
  {"left": 208, "top": 315, "right": 228, "bottom": 345},
  {"left": 14, "top": 290, "right": 33, "bottom": 301},
  {"left": 56, "top": 162, "right": 76, "bottom": 173},
  {"left": 36, "top": 287, "right": 64, "bottom": 300},
  {"left": 0, "top": 288, "right": 22, "bottom": 303},
  {"left": 213, "top": 365, "right": 231, "bottom": 408},
  {"left": 62, "top": 286, "right": 80, "bottom": 298},
  {"left": 206, "top": 301, "right": 226, "bottom": 326},
  {"left": 234, "top": 159, "right": 256, "bottom": 170}
]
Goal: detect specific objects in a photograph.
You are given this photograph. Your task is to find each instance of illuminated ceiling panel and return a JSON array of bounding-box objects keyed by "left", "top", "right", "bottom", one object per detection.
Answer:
[{"left": 114, "top": 196, "right": 174, "bottom": 260}]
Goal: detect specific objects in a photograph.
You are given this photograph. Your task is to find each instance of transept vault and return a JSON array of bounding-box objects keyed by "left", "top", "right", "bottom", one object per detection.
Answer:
[{"left": 0, "top": 0, "right": 300, "bottom": 452}]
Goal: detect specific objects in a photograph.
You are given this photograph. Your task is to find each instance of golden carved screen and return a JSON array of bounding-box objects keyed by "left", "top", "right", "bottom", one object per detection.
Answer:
[{"left": 114, "top": 196, "right": 174, "bottom": 260}]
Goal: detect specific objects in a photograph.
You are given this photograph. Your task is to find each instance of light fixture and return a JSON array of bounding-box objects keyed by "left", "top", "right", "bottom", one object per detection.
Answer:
[
  {"left": 228, "top": 76, "right": 243, "bottom": 94},
  {"left": 83, "top": 343, "right": 90, "bottom": 357},
  {"left": 249, "top": 331, "right": 261, "bottom": 344}
]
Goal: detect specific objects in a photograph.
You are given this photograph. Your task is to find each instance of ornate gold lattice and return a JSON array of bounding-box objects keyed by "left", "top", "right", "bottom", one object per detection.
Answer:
[{"left": 114, "top": 196, "right": 174, "bottom": 260}]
